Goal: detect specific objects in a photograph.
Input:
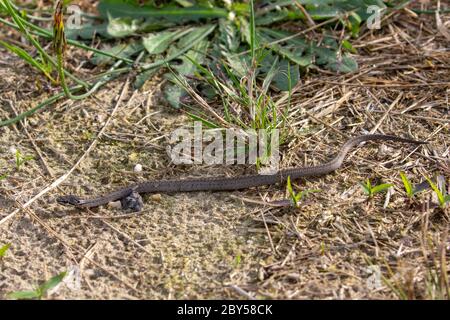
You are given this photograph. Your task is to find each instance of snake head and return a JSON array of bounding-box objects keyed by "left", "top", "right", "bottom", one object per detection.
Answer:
[{"left": 56, "top": 195, "right": 82, "bottom": 206}]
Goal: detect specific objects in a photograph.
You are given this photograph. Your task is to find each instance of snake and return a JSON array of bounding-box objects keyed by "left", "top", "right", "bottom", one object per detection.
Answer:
[{"left": 56, "top": 134, "right": 427, "bottom": 211}]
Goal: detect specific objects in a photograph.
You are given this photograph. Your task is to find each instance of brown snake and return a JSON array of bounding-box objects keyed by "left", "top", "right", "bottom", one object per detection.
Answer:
[{"left": 56, "top": 134, "right": 427, "bottom": 211}]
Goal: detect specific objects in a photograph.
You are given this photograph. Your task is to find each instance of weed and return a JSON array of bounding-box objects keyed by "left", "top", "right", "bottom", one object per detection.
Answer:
[
  {"left": 8, "top": 271, "right": 67, "bottom": 300},
  {"left": 360, "top": 178, "right": 393, "bottom": 199}
]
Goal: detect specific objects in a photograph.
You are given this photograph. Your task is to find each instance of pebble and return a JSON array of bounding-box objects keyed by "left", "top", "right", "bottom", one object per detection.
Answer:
[
  {"left": 150, "top": 194, "right": 162, "bottom": 202},
  {"left": 108, "top": 201, "right": 122, "bottom": 209}
]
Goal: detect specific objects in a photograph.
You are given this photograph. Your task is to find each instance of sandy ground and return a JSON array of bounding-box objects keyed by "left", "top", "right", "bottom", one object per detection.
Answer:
[{"left": 0, "top": 8, "right": 449, "bottom": 299}]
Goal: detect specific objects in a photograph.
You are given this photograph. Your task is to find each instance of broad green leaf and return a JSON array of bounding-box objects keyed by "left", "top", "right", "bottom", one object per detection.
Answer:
[
  {"left": 256, "top": 9, "right": 302, "bottom": 26},
  {"left": 272, "top": 59, "right": 299, "bottom": 91},
  {"left": 257, "top": 29, "right": 305, "bottom": 55},
  {"left": 176, "top": 25, "right": 212, "bottom": 50},
  {"left": 8, "top": 290, "right": 40, "bottom": 300},
  {"left": 259, "top": 52, "right": 300, "bottom": 91},
  {"left": 307, "top": 6, "right": 341, "bottom": 19},
  {"left": 371, "top": 183, "right": 393, "bottom": 195},
  {"left": 225, "top": 55, "right": 250, "bottom": 78},
  {"left": 164, "top": 38, "right": 209, "bottom": 108},
  {"left": 106, "top": 15, "right": 140, "bottom": 38},
  {"left": 314, "top": 46, "right": 358, "bottom": 73},
  {"left": 91, "top": 41, "right": 144, "bottom": 65},
  {"left": 134, "top": 67, "right": 158, "bottom": 90},
  {"left": 258, "top": 28, "right": 358, "bottom": 73},
  {"left": 297, "top": 0, "right": 340, "bottom": 4},
  {"left": 0, "top": 243, "right": 10, "bottom": 257},
  {"left": 164, "top": 82, "right": 186, "bottom": 109},
  {"left": 143, "top": 30, "right": 183, "bottom": 55},
  {"left": 98, "top": 0, "right": 228, "bottom": 23},
  {"left": 217, "top": 20, "right": 240, "bottom": 53},
  {"left": 327, "top": 55, "right": 358, "bottom": 73},
  {"left": 304, "top": 0, "right": 386, "bottom": 21},
  {"left": 39, "top": 272, "right": 67, "bottom": 294},
  {"left": 65, "top": 23, "right": 110, "bottom": 40},
  {"left": 213, "top": 20, "right": 249, "bottom": 77}
]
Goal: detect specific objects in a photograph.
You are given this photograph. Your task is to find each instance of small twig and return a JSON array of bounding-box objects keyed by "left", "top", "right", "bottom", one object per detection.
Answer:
[
  {"left": 260, "top": 211, "right": 277, "bottom": 255},
  {"left": 370, "top": 92, "right": 403, "bottom": 134},
  {"left": 229, "top": 285, "right": 256, "bottom": 300}
]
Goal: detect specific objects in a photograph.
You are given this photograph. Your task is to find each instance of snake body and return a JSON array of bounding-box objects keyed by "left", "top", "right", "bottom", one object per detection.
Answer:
[{"left": 56, "top": 134, "right": 426, "bottom": 209}]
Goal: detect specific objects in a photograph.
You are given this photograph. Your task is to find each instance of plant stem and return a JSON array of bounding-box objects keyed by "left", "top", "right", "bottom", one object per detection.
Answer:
[
  {"left": 0, "top": 60, "right": 125, "bottom": 127},
  {"left": 1, "top": 0, "right": 89, "bottom": 88},
  {"left": 57, "top": 53, "right": 121, "bottom": 100}
]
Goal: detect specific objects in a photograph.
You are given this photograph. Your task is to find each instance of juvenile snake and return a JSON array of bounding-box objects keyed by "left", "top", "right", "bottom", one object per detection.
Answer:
[{"left": 56, "top": 134, "right": 426, "bottom": 211}]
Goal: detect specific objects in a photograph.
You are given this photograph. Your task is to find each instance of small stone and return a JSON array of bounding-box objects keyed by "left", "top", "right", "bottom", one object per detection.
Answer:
[
  {"left": 134, "top": 164, "right": 143, "bottom": 172},
  {"left": 9, "top": 146, "right": 17, "bottom": 154},
  {"left": 378, "top": 144, "right": 393, "bottom": 157},
  {"left": 108, "top": 201, "right": 122, "bottom": 209},
  {"left": 150, "top": 194, "right": 162, "bottom": 202}
]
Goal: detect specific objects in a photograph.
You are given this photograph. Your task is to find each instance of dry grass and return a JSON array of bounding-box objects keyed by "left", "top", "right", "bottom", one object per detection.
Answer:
[{"left": 0, "top": 5, "right": 449, "bottom": 299}]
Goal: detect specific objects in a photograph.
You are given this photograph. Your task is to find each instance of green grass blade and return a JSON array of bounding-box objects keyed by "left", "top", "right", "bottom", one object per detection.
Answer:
[
  {"left": 0, "top": 243, "right": 11, "bottom": 257},
  {"left": 424, "top": 176, "right": 445, "bottom": 207},
  {"left": 286, "top": 176, "right": 297, "bottom": 206},
  {"left": 399, "top": 172, "right": 413, "bottom": 198},
  {"left": 360, "top": 179, "right": 371, "bottom": 195},
  {"left": 39, "top": 271, "right": 67, "bottom": 295},
  {"left": 186, "top": 113, "right": 220, "bottom": 129},
  {"left": 371, "top": 183, "right": 393, "bottom": 195},
  {"left": 0, "top": 40, "right": 55, "bottom": 81}
]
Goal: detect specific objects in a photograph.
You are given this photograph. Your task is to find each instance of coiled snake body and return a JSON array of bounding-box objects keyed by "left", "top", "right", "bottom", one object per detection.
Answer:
[{"left": 56, "top": 134, "right": 426, "bottom": 211}]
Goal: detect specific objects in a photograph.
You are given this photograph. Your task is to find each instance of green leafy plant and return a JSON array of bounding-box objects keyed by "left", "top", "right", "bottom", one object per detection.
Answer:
[
  {"left": 8, "top": 271, "right": 67, "bottom": 300},
  {"left": 286, "top": 176, "right": 320, "bottom": 207},
  {"left": 424, "top": 176, "right": 450, "bottom": 209},
  {"left": 360, "top": 178, "right": 393, "bottom": 198},
  {"left": 0, "top": 173, "right": 7, "bottom": 181},
  {"left": 0, "top": 0, "right": 394, "bottom": 127},
  {"left": 15, "top": 150, "right": 34, "bottom": 171},
  {"left": 0, "top": 243, "right": 11, "bottom": 258}
]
